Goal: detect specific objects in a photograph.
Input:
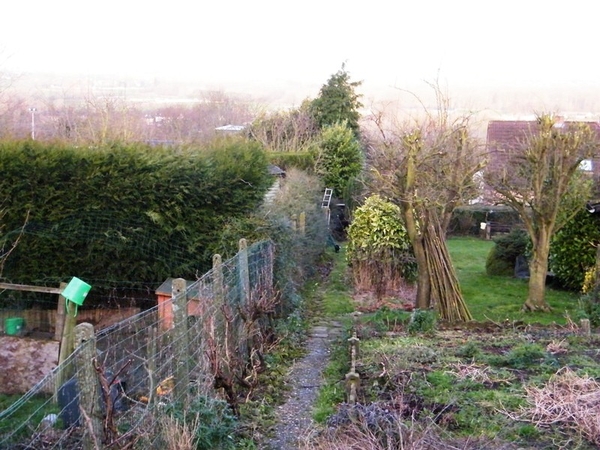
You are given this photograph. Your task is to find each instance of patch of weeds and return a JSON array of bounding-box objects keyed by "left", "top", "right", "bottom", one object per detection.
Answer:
[
  {"left": 578, "top": 290, "right": 600, "bottom": 327},
  {"left": 426, "top": 371, "right": 454, "bottom": 391},
  {"left": 360, "top": 307, "right": 409, "bottom": 334},
  {"left": 486, "top": 343, "right": 546, "bottom": 370},
  {"left": 313, "top": 333, "right": 351, "bottom": 423},
  {"left": 405, "top": 345, "right": 438, "bottom": 364},
  {"left": 515, "top": 423, "right": 540, "bottom": 440},
  {"left": 160, "top": 396, "right": 238, "bottom": 450},
  {"left": 407, "top": 309, "right": 437, "bottom": 335},
  {"left": 455, "top": 340, "right": 482, "bottom": 359}
]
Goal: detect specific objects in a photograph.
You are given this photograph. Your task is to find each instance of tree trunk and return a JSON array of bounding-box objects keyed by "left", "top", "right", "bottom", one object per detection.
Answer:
[
  {"left": 413, "top": 236, "right": 431, "bottom": 310},
  {"left": 523, "top": 232, "right": 552, "bottom": 312}
]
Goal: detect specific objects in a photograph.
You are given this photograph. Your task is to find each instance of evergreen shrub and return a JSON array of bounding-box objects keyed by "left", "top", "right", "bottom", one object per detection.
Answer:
[
  {"left": 0, "top": 138, "right": 272, "bottom": 303},
  {"left": 486, "top": 229, "right": 529, "bottom": 276},
  {"left": 549, "top": 209, "right": 600, "bottom": 291}
]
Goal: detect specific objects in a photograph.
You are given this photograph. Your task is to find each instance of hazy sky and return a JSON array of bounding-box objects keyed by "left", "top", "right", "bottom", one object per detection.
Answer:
[{"left": 2, "top": 0, "right": 599, "bottom": 95}]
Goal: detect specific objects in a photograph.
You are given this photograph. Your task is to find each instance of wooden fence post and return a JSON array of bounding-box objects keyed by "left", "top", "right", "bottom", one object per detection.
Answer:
[
  {"left": 213, "top": 254, "right": 225, "bottom": 342},
  {"left": 172, "top": 278, "right": 189, "bottom": 404},
  {"left": 238, "top": 239, "right": 250, "bottom": 306},
  {"left": 55, "top": 291, "right": 78, "bottom": 401},
  {"left": 291, "top": 214, "right": 297, "bottom": 231},
  {"left": 74, "top": 322, "right": 103, "bottom": 450},
  {"left": 299, "top": 211, "right": 306, "bottom": 235},
  {"left": 54, "top": 282, "right": 67, "bottom": 341},
  {"left": 237, "top": 239, "right": 250, "bottom": 361}
]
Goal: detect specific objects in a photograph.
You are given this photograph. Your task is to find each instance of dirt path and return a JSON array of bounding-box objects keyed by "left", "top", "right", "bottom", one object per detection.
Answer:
[{"left": 263, "top": 320, "right": 343, "bottom": 450}]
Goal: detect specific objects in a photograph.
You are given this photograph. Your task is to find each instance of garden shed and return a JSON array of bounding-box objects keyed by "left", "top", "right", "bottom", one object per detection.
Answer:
[{"left": 155, "top": 278, "right": 205, "bottom": 330}]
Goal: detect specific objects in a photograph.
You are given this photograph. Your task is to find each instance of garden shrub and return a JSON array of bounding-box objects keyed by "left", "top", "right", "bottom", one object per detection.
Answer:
[
  {"left": 550, "top": 209, "right": 600, "bottom": 291},
  {"left": 578, "top": 289, "right": 600, "bottom": 327},
  {"left": 486, "top": 229, "right": 529, "bottom": 276},
  {"left": 346, "top": 195, "right": 416, "bottom": 298},
  {"left": 160, "top": 396, "right": 237, "bottom": 450},
  {"left": 407, "top": 309, "right": 436, "bottom": 335}
]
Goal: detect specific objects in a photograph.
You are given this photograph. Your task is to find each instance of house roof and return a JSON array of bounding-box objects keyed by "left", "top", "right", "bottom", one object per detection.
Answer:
[
  {"left": 267, "top": 164, "right": 285, "bottom": 176},
  {"left": 155, "top": 277, "right": 194, "bottom": 296},
  {"left": 215, "top": 124, "right": 245, "bottom": 132},
  {"left": 487, "top": 120, "right": 600, "bottom": 151},
  {"left": 486, "top": 119, "right": 600, "bottom": 173}
]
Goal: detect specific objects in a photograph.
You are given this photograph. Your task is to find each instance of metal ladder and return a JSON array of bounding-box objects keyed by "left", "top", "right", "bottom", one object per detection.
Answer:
[
  {"left": 322, "top": 188, "right": 333, "bottom": 225},
  {"left": 321, "top": 188, "right": 333, "bottom": 209}
]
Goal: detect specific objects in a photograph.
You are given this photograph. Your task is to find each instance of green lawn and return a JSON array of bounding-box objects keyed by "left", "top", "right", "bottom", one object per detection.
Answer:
[{"left": 447, "top": 236, "right": 581, "bottom": 325}]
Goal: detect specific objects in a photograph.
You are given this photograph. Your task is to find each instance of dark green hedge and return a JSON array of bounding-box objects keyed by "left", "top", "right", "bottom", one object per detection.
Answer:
[
  {"left": 549, "top": 209, "right": 600, "bottom": 291},
  {"left": 266, "top": 152, "right": 315, "bottom": 172},
  {"left": 0, "top": 139, "right": 272, "bottom": 291},
  {"left": 448, "top": 205, "right": 522, "bottom": 236}
]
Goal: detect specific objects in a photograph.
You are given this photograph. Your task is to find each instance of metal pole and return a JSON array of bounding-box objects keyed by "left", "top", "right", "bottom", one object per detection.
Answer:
[{"left": 29, "top": 108, "right": 36, "bottom": 140}]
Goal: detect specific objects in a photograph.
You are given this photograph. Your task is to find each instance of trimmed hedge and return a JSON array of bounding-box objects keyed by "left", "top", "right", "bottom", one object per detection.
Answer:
[
  {"left": 266, "top": 152, "right": 315, "bottom": 172},
  {"left": 0, "top": 139, "right": 272, "bottom": 293},
  {"left": 448, "top": 205, "right": 522, "bottom": 236}
]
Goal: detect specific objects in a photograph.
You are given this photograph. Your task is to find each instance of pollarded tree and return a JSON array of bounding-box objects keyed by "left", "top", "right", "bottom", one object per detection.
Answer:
[
  {"left": 309, "top": 64, "right": 363, "bottom": 138},
  {"left": 486, "top": 115, "right": 597, "bottom": 311},
  {"left": 368, "top": 84, "right": 482, "bottom": 321}
]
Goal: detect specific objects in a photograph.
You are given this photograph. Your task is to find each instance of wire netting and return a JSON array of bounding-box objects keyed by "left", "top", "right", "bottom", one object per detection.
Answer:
[{"left": 0, "top": 239, "right": 275, "bottom": 449}]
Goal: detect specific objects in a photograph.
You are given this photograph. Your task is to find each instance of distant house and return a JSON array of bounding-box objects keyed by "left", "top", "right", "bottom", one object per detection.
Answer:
[
  {"left": 486, "top": 119, "right": 600, "bottom": 184},
  {"left": 155, "top": 278, "right": 206, "bottom": 331},
  {"left": 215, "top": 124, "right": 246, "bottom": 133}
]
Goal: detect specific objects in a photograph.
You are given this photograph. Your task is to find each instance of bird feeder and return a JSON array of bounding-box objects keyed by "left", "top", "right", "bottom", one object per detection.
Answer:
[{"left": 61, "top": 277, "right": 92, "bottom": 316}]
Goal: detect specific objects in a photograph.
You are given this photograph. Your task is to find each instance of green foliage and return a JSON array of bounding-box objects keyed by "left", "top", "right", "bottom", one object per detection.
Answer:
[
  {"left": 407, "top": 309, "right": 437, "bottom": 335},
  {"left": 550, "top": 209, "right": 600, "bottom": 291},
  {"left": 162, "top": 396, "right": 237, "bottom": 450},
  {"left": 264, "top": 169, "right": 330, "bottom": 315},
  {"left": 360, "top": 306, "right": 410, "bottom": 333},
  {"left": 578, "top": 289, "right": 600, "bottom": 327},
  {"left": 347, "top": 195, "right": 416, "bottom": 295},
  {"left": 0, "top": 138, "right": 272, "bottom": 295},
  {"left": 449, "top": 205, "right": 521, "bottom": 236},
  {"left": 486, "top": 229, "right": 530, "bottom": 276},
  {"left": 266, "top": 152, "right": 315, "bottom": 172},
  {"left": 312, "top": 122, "right": 363, "bottom": 199},
  {"left": 455, "top": 340, "right": 482, "bottom": 359},
  {"left": 487, "top": 343, "right": 546, "bottom": 370},
  {"left": 309, "top": 65, "right": 362, "bottom": 137}
]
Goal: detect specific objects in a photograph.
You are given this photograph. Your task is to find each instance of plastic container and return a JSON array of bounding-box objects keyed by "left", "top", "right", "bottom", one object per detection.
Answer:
[
  {"left": 5, "top": 317, "right": 24, "bottom": 335},
  {"left": 61, "top": 277, "right": 92, "bottom": 306}
]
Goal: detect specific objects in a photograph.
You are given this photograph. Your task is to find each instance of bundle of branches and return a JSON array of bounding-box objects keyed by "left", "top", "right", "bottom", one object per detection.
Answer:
[
  {"left": 423, "top": 220, "right": 472, "bottom": 322},
  {"left": 508, "top": 367, "right": 600, "bottom": 446}
]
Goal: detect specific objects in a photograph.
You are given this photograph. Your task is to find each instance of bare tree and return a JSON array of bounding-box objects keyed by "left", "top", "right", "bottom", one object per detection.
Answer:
[
  {"left": 486, "top": 115, "right": 598, "bottom": 311},
  {"left": 249, "top": 103, "right": 318, "bottom": 153},
  {"left": 367, "top": 83, "right": 483, "bottom": 321}
]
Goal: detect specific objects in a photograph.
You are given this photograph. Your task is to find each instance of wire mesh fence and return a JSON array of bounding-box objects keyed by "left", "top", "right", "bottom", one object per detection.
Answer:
[{"left": 0, "top": 239, "right": 275, "bottom": 449}]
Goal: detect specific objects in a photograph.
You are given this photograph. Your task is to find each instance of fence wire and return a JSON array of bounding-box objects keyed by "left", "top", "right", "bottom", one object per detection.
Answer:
[{"left": 0, "top": 239, "right": 275, "bottom": 449}]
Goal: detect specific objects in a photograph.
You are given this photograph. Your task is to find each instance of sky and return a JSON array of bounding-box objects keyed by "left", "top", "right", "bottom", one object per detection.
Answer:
[{"left": 1, "top": 0, "right": 600, "bottom": 101}]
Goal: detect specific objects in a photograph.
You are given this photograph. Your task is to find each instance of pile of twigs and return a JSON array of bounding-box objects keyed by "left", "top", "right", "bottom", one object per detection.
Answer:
[{"left": 506, "top": 367, "right": 600, "bottom": 446}]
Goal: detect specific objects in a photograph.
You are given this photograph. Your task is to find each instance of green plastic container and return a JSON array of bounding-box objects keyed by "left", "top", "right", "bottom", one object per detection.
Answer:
[
  {"left": 5, "top": 317, "right": 24, "bottom": 335},
  {"left": 61, "top": 277, "right": 92, "bottom": 306}
]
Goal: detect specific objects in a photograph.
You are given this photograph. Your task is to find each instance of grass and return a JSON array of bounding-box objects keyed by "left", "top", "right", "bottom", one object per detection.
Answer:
[
  {"left": 312, "top": 246, "right": 355, "bottom": 422},
  {"left": 319, "top": 246, "right": 355, "bottom": 318},
  {"left": 447, "top": 236, "right": 581, "bottom": 325}
]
